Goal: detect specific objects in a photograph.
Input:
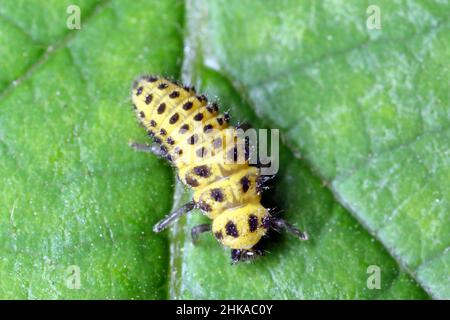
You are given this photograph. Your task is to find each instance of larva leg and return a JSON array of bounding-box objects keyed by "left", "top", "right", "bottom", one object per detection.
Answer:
[
  {"left": 190, "top": 224, "right": 211, "bottom": 244},
  {"left": 153, "top": 201, "right": 196, "bottom": 233},
  {"left": 271, "top": 218, "right": 308, "bottom": 240},
  {"left": 128, "top": 141, "right": 166, "bottom": 157},
  {"left": 231, "top": 247, "right": 264, "bottom": 264}
]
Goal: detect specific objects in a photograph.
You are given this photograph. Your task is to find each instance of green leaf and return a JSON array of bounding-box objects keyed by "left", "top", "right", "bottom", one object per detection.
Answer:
[{"left": 0, "top": 0, "right": 447, "bottom": 299}]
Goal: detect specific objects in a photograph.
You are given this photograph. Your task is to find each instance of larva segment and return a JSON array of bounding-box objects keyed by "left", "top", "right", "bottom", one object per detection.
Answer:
[
  {"left": 192, "top": 166, "right": 261, "bottom": 219},
  {"left": 160, "top": 100, "right": 211, "bottom": 153},
  {"left": 170, "top": 116, "right": 229, "bottom": 164},
  {"left": 177, "top": 146, "right": 251, "bottom": 195},
  {"left": 175, "top": 118, "right": 254, "bottom": 196}
]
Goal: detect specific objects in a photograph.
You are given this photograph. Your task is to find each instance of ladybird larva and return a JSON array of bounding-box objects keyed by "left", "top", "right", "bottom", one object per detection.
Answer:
[{"left": 130, "top": 75, "right": 307, "bottom": 263}]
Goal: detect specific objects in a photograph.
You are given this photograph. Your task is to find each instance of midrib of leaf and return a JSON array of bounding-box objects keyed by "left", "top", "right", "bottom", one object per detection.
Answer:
[
  {"left": 0, "top": 0, "right": 112, "bottom": 102},
  {"left": 171, "top": 0, "right": 438, "bottom": 299}
]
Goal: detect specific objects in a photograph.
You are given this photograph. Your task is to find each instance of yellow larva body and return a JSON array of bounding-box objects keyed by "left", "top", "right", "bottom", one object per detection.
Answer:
[{"left": 131, "top": 76, "right": 269, "bottom": 250}]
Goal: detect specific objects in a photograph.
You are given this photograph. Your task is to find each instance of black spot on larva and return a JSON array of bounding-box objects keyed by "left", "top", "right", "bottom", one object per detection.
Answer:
[
  {"left": 169, "top": 113, "right": 179, "bottom": 124},
  {"left": 240, "top": 176, "right": 250, "bottom": 193},
  {"left": 213, "top": 138, "right": 222, "bottom": 149},
  {"left": 225, "top": 221, "right": 239, "bottom": 238},
  {"left": 198, "top": 201, "right": 212, "bottom": 212},
  {"left": 203, "top": 124, "right": 213, "bottom": 132},
  {"left": 206, "top": 103, "right": 218, "bottom": 113},
  {"left": 193, "top": 165, "right": 211, "bottom": 178},
  {"left": 210, "top": 188, "right": 224, "bottom": 202},
  {"left": 148, "top": 130, "right": 155, "bottom": 138},
  {"left": 157, "top": 103, "right": 166, "bottom": 114},
  {"left": 132, "top": 104, "right": 137, "bottom": 110},
  {"left": 158, "top": 83, "right": 168, "bottom": 89},
  {"left": 145, "top": 94, "right": 153, "bottom": 104},
  {"left": 187, "top": 134, "right": 198, "bottom": 145},
  {"left": 196, "top": 147, "right": 206, "bottom": 158},
  {"left": 160, "top": 145, "right": 168, "bottom": 154},
  {"left": 160, "top": 128, "right": 167, "bottom": 136},
  {"left": 182, "top": 101, "right": 193, "bottom": 110},
  {"left": 214, "top": 231, "right": 223, "bottom": 240},
  {"left": 262, "top": 215, "right": 271, "bottom": 229},
  {"left": 153, "top": 137, "right": 162, "bottom": 144},
  {"left": 139, "top": 111, "right": 145, "bottom": 118},
  {"left": 216, "top": 117, "right": 224, "bottom": 126},
  {"left": 166, "top": 154, "right": 173, "bottom": 162},
  {"left": 194, "top": 113, "right": 204, "bottom": 121},
  {"left": 167, "top": 137, "right": 175, "bottom": 145},
  {"left": 136, "top": 86, "right": 143, "bottom": 95},
  {"left": 150, "top": 120, "right": 157, "bottom": 127},
  {"left": 185, "top": 175, "right": 199, "bottom": 187},
  {"left": 179, "top": 124, "right": 189, "bottom": 134},
  {"left": 174, "top": 147, "right": 183, "bottom": 155},
  {"left": 224, "top": 112, "right": 230, "bottom": 123},
  {"left": 248, "top": 215, "right": 258, "bottom": 232},
  {"left": 169, "top": 91, "right": 180, "bottom": 98},
  {"left": 147, "top": 76, "right": 158, "bottom": 82},
  {"left": 197, "top": 94, "right": 207, "bottom": 103}
]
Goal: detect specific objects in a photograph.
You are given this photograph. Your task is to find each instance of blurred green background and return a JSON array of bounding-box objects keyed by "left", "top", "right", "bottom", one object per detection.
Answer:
[{"left": 0, "top": 0, "right": 448, "bottom": 299}]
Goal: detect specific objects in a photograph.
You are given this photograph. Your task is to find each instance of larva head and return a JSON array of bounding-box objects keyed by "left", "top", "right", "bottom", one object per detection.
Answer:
[{"left": 212, "top": 203, "right": 270, "bottom": 250}]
